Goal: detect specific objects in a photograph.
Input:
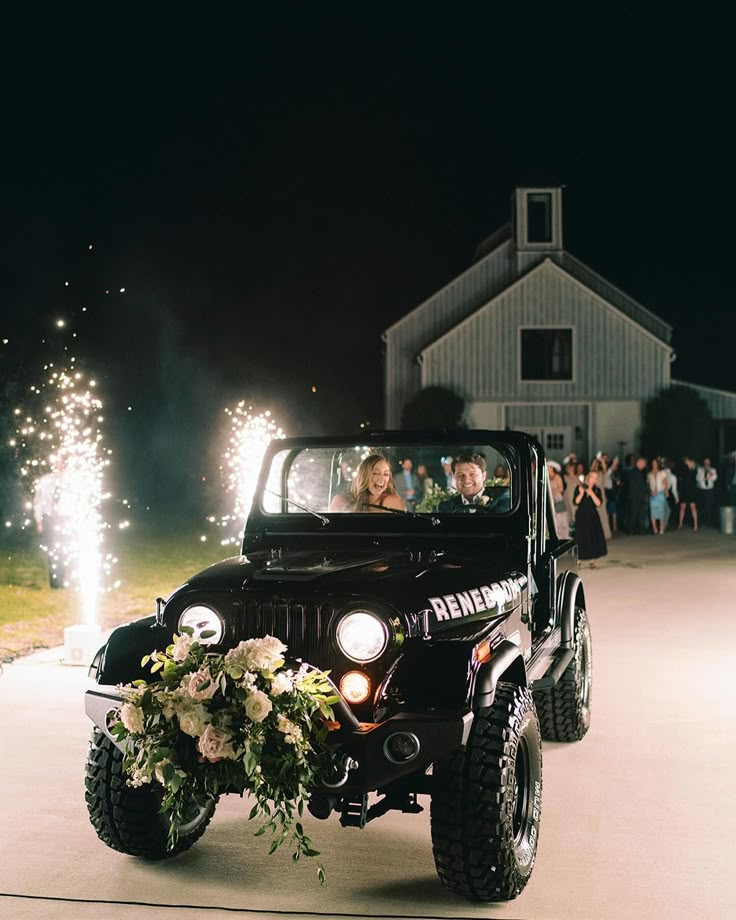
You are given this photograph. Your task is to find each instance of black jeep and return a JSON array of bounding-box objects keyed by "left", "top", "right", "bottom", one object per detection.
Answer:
[{"left": 84, "top": 430, "right": 592, "bottom": 902}]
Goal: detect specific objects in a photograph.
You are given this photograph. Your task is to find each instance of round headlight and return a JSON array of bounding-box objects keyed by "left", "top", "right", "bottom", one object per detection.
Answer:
[
  {"left": 336, "top": 611, "right": 388, "bottom": 662},
  {"left": 178, "top": 604, "right": 224, "bottom": 645}
]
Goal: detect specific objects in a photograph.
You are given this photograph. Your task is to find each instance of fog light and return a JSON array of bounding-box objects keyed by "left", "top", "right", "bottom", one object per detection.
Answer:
[
  {"left": 339, "top": 671, "right": 371, "bottom": 704},
  {"left": 383, "top": 731, "right": 420, "bottom": 764}
]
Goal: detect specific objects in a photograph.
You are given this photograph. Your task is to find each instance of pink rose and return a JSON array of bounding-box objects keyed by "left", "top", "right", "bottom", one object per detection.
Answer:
[
  {"left": 170, "top": 634, "right": 193, "bottom": 662},
  {"left": 185, "top": 667, "right": 218, "bottom": 702},
  {"left": 197, "top": 724, "right": 236, "bottom": 763}
]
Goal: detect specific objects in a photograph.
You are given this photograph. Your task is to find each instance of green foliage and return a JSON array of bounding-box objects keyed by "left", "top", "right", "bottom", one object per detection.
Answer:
[
  {"left": 110, "top": 634, "right": 337, "bottom": 883},
  {"left": 415, "top": 483, "right": 452, "bottom": 512},
  {"left": 414, "top": 478, "right": 504, "bottom": 513},
  {"left": 400, "top": 386, "right": 466, "bottom": 430},
  {"left": 640, "top": 385, "right": 714, "bottom": 459}
]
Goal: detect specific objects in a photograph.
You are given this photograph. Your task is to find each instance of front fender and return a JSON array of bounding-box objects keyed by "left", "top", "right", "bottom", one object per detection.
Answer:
[
  {"left": 470, "top": 639, "right": 527, "bottom": 709},
  {"left": 374, "top": 640, "right": 474, "bottom": 714},
  {"left": 93, "top": 616, "right": 172, "bottom": 685},
  {"left": 556, "top": 571, "right": 586, "bottom": 647}
]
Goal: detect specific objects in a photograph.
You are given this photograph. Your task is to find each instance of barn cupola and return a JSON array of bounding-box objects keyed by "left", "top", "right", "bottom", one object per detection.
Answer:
[{"left": 512, "top": 186, "right": 563, "bottom": 272}]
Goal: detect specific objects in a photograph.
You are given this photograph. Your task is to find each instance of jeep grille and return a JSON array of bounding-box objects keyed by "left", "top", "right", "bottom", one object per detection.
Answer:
[{"left": 235, "top": 598, "right": 340, "bottom": 671}]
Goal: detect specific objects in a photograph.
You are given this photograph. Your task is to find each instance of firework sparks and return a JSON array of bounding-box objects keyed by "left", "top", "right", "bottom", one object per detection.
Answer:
[
  {"left": 208, "top": 403, "right": 286, "bottom": 546},
  {"left": 14, "top": 368, "right": 114, "bottom": 623}
]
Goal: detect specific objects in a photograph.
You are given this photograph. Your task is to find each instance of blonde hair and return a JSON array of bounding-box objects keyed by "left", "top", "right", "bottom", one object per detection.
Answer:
[{"left": 350, "top": 454, "right": 398, "bottom": 510}]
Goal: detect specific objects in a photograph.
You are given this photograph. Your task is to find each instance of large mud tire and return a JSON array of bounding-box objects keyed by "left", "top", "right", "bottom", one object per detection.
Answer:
[
  {"left": 430, "top": 683, "right": 542, "bottom": 901},
  {"left": 534, "top": 607, "right": 592, "bottom": 742},
  {"left": 85, "top": 727, "right": 216, "bottom": 858}
]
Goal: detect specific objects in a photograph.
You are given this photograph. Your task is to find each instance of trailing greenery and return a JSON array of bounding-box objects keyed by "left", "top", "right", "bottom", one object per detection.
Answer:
[{"left": 110, "top": 631, "right": 339, "bottom": 883}]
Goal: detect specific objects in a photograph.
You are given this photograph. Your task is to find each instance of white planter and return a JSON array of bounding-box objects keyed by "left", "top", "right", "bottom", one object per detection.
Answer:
[{"left": 63, "top": 623, "right": 103, "bottom": 667}]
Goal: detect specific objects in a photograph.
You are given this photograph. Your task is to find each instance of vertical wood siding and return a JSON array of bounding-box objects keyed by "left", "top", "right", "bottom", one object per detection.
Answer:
[
  {"left": 384, "top": 239, "right": 519, "bottom": 426},
  {"left": 420, "top": 261, "right": 671, "bottom": 403}
]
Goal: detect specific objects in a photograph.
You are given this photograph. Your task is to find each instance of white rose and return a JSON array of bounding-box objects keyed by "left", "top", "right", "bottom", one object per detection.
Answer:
[
  {"left": 197, "top": 724, "right": 236, "bottom": 763},
  {"left": 185, "top": 666, "right": 218, "bottom": 702},
  {"left": 171, "top": 634, "right": 193, "bottom": 662},
  {"left": 271, "top": 671, "right": 293, "bottom": 695},
  {"left": 259, "top": 635, "right": 287, "bottom": 666},
  {"left": 120, "top": 701, "right": 144, "bottom": 734},
  {"left": 226, "top": 636, "right": 287, "bottom": 672},
  {"left": 245, "top": 689, "right": 273, "bottom": 723},
  {"left": 178, "top": 704, "right": 210, "bottom": 737},
  {"left": 224, "top": 640, "right": 251, "bottom": 671}
]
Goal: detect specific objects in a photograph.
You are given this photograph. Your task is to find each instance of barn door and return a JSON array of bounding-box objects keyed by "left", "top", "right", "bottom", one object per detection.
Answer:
[{"left": 534, "top": 427, "right": 570, "bottom": 462}]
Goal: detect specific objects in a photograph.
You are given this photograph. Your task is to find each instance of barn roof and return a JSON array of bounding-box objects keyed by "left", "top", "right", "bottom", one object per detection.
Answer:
[
  {"left": 418, "top": 258, "right": 673, "bottom": 360},
  {"left": 384, "top": 232, "right": 673, "bottom": 347},
  {"left": 556, "top": 251, "right": 672, "bottom": 344}
]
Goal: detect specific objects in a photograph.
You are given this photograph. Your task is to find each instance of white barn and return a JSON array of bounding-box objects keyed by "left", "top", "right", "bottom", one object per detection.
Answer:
[{"left": 383, "top": 187, "right": 736, "bottom": 461}]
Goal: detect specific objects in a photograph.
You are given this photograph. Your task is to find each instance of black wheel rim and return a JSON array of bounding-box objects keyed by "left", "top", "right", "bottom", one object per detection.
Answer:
[
  {"left": 178, "top": 796, "right": 213, "bottom": 835},
  {"left": 512, "top": 734, "right": 531, "bottom": 846}
]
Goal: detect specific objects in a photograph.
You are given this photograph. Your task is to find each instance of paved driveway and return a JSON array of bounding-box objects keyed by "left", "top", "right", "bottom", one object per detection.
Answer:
[{"left": 1, "top": 530, "right": 735, "bottom": 920}]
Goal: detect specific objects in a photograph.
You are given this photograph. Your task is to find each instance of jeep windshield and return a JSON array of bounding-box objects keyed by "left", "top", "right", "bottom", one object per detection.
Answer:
[{"left": 256, "top": 438, "right": 519, "bottom": 525}]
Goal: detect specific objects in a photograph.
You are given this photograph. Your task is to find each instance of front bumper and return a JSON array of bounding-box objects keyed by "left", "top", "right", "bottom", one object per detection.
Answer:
[
  {"left": 326, "top": 709, "right": 473, "bottom": 793},
  {"left": 85, "top": 684, "right": 473, "bottom": 795}
]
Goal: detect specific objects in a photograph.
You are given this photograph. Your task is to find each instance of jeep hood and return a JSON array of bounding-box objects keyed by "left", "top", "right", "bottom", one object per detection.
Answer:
[{"left": 175, "top": 543, "right": 522, "bottom": 609}]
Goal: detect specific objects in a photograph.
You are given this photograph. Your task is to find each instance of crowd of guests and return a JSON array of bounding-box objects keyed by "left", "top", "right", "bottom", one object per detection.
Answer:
[
  {"left": 331, "top": 450, "right": 734, "bottom": 569},
  {"left": 548, "top": 451, "right": 729, "bottom": 568}
]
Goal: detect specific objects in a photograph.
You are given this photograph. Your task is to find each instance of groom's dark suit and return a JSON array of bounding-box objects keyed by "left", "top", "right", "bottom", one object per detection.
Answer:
[{"left": 438, "top": 489, "right": 510, "bottom": 513}]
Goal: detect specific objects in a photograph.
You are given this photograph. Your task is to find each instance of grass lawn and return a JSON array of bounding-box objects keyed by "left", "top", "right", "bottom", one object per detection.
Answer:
[{"left": 0, "top": 517, "right": 227, "bottom": 661}]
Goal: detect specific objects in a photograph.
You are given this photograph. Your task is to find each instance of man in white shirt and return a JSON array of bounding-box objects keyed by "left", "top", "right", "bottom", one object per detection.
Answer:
[
  {"left": 438, "top": 454, "right": 511, "bottom": 514},
  {"left": 696, "top": 458, "right": 718, "bottom": 527},
  {"left": 663, "top": 459, "right": 679, "bottom": 531}
]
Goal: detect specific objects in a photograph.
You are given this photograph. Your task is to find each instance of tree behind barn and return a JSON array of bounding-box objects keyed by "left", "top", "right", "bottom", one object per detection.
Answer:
[
  {"left": 401, "top": 386, "right": 466, "bottom": 430},
  {"left": 640, "top": 385, "right": 713, "bottom": 459}
]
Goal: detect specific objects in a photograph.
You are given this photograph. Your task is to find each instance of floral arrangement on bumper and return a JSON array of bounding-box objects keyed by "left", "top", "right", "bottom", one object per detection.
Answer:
[{"left": 109, "top": 630, "right": 340, "bottom": 881}]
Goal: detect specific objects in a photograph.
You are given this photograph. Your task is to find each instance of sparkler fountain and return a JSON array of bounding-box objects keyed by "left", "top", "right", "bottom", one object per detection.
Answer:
[
  {"left": 206, "top": 403, "right": 285, "bottom": 546},
  {"left": 16, "top": 366, "right": 114, "bottom": 664}
]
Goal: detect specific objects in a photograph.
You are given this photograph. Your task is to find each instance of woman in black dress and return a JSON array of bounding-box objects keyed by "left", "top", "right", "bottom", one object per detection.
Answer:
[
  {"left": 574, "top": 471, "right": 608, "bottom": 567},
  {"left": 677, "top": 457, "right": 699, "bottom": 530}
]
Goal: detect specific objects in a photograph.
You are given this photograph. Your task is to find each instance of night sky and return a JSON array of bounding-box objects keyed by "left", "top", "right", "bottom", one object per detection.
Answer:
[{"left": 2, "top": 5, "right": 734, "bottom": 504}]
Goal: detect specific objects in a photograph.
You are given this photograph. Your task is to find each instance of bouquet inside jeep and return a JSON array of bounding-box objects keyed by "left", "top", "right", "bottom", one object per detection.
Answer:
[{"left": 108, "top": 630, "right": 340, "bottom": 882}]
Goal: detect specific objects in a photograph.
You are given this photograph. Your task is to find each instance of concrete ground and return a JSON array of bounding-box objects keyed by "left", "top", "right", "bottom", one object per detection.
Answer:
[{"left": 1, "top": 528, "right": 735, "bottom": 920}]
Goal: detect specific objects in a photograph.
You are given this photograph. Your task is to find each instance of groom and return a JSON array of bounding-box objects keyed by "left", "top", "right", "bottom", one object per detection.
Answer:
[{"left": 438, "top": 453, "right": 510, "bottom": 514}]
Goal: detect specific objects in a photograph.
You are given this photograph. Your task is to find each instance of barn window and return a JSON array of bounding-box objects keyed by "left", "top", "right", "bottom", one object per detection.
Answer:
[
  {"left": 521, "top": 329, "right": 573, "bottom": 381},
  {"left": 526, "top": 193, "right": 552, "bottom": 243}
]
